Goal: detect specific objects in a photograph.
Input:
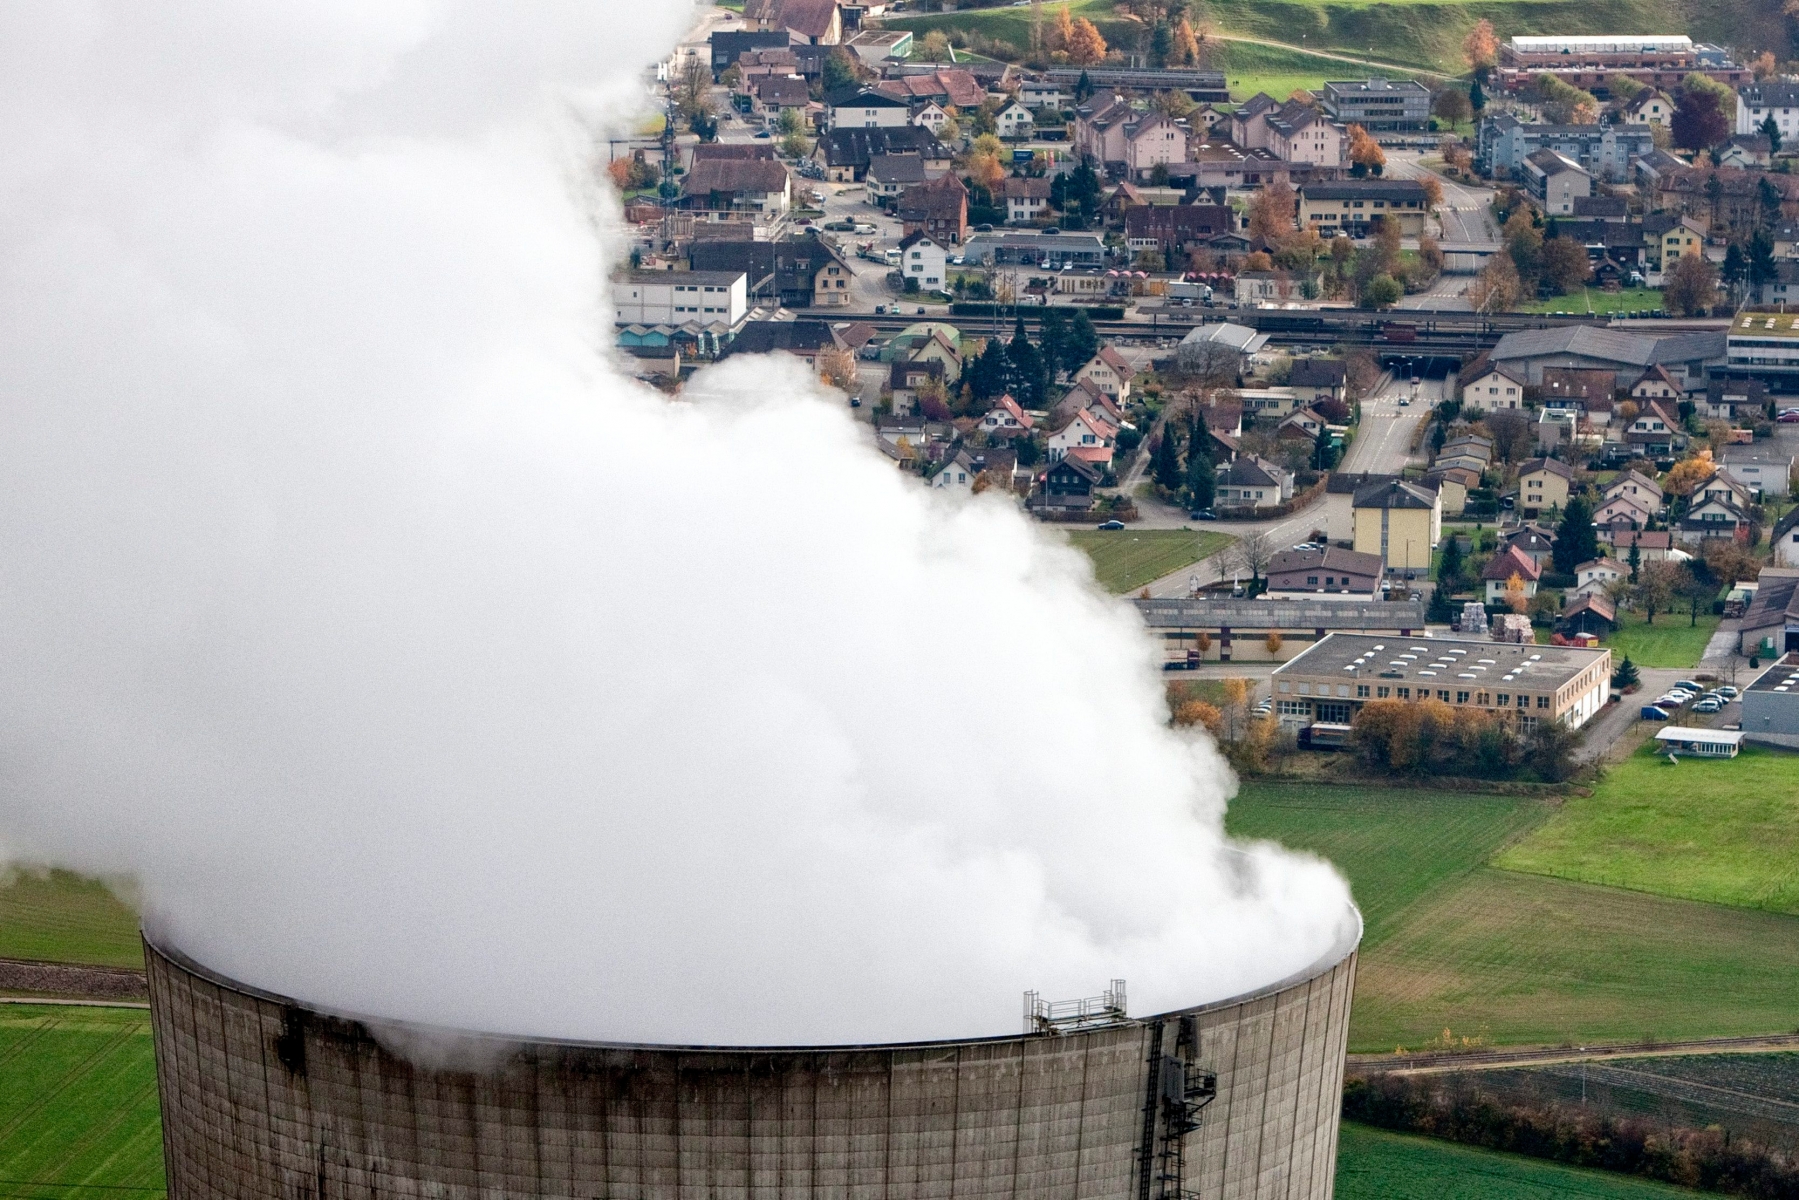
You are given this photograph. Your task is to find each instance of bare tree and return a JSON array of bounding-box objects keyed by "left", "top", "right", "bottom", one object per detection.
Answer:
[
  {"left": 1485, "top": 408, "right": 1531, "bottom": 464},
  {"left": 1229, "top": 530, "right": 1276, "bottom": 589}
]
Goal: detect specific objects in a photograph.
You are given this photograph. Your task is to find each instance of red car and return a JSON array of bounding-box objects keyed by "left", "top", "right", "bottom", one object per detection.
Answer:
[{"left": 1778, "top": 409, "right": 1799, "bottom": 423}]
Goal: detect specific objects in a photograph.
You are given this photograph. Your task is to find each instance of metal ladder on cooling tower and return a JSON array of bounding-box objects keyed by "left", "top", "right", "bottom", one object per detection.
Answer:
[{"left": 1137, "top": 1015, "right": 1218, "bottom": 1200}]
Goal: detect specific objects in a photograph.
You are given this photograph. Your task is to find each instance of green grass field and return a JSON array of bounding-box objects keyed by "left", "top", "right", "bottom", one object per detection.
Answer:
[
  {"left": 1067, "top": 528, "right": 1233, "bottom": 593},
  {"left": 0, "top": 870, "right": 142, "bottom": 969},
  {"left": 1229, "top": 782, "right": 1799, "bottom": 1052},
  {"left": 1604, "top": 608, "right": 1721, "bottom": 668},
  {"left": 1227, "top": 783, "right": 1546, "bottom": 947},
  {"left": 1497, "top": 743, "right": 1799, "bottom": 916},
  {"left": 0, "top": 1005, "right": 165, "bottom": 1200},
  {"left": 1208, "top": 40, "right": 1409, "bottom": 101},
  {"left": 1518, "top": 287, "right": 1664, "bottom": 316},
  {"left": 1335, "top": 1122, "right": 1704, "bottom": 1199}
]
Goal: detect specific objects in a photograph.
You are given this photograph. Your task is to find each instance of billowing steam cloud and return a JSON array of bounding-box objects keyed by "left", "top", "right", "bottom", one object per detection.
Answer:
[{"left": 0, "top": 2, "right": 1353, "bottom": 1045}]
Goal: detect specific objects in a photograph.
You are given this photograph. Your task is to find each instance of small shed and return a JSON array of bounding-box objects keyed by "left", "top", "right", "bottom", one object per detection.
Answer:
[
  {"left": 1653, "top": 727, "right": 1744, "bottom": 758},
  {"left": 1558, "top": 594, "right": 1617, "bottom": 638}
]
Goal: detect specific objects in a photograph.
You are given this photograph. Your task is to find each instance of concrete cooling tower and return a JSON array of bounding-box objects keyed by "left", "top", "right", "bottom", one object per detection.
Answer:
[{"left": 146, "top": 916, "right": 1359, "bottom": 1200}]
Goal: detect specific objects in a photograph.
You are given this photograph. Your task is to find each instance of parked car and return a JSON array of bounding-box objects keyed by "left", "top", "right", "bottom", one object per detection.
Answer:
[
  {"left": 1674, "top": 680, "right": 1703, "bottom": 693},
  {"left": 1716, "top": 685, "right": 1740, "bottom": 699},
  {"left": 1640, "top": 705, "right": 1671, "bottom": 720},
  {"left": 1778, "top": 408, "right": 1799, "bottom": 422},
  {"left": 1692, "top": 699, "right": 1723, "bottom": 714},
  {"left": 1189, "top": 509, "right": 1217, "bottom": 521},
  {"left": 1097, "top": 519, "right": 1126, "bottom": 530}
]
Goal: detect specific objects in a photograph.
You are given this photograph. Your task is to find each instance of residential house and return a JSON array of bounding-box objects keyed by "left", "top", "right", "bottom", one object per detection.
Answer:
[
  {"left": 1047, "top": 408, "right": 1116, "bottom": 463},
  {"left": 1425, "top": 466, "right": 1477, "bottom": 515},
  {"left": 1517, "top": 457, "right": 1575, "bottom": 515},
  {"left": 1460, "top": 361, "right": 1528, "bottom": 411},
  {"left": 1056, "top": 378, "right": 1124, "bottom": 428},
  {"left": 1236, "top": 271, "right": 1293, "bottom": 305},
  {"left": 742, "top": 0, "right": 842, "bottom": 45},
  {"left": 725, "top": 319, "right": 844, "bottom": 366},
  {"left": 1504, "top": 525, "right": 1558, "bottom": 568},
  {"left": 1001, "top": 176, "right": 1052, "bottom": 225},
  {"left": 1677, "top": 493, "right": 1754, "bottom": 544},
  {"left": 1623, "top": 89, "right": 1674, "bottom": 126},
  {"left": 912, "top": 102, "right": 952, "bottom": 136},
  {"left": 1694, "top": 469, "right": 1755, "bottom": 511},
  {"left": 1523, "top": 149, "right": 1592, "bottom": 216},
  {"left": 1606, "top": 528, "right": 1675, "bottom": 561},
  {"left": 1216, "top": 454, "right": 1294, "bottom": 510},
  {"left": 887, "top": 359, "right": 944, "bottom": 412},
  {"left": 1277, "top": 407, "right": 1330, "bottom": 441},
  {"left": 1541, "top": 366, "right": 1616, "bottom": 411},
  {"left": 1593, "top": 490, "right": 1656, "bottom": 532},
  {"left": 1654, "top": 167, "right": 1799, "bottom": 231},
  {"left": 1484, "top": 544, "right": 1543, "bottom": 603},
  {"left": 906, "top": 327, "right": 964, "bottom": 383},
  {"left": 1736, "top": 77, "right": 1799, "bottom": 140},
  {"left": 708, "top": 30, "right": 790, "bottom": 78},
  {"left": 1232, "top": 95, "right": 1348, "bottom": 166},
  {"left": 876, "top": 68, "right": 985, "bottom": 110},
  {"left": 1235, "top": 386, "right": 1305, "bottom": 417},
  {"left": 866, "top": 153, "right": 928, "bottom": 204},
  {"left": 1476, "top": 113, "right": 1656, "bottom": 182},
  {"left": 1073, "top": 346, "right": 1134, "bottom": 402},
  {"left": 1629, "top": 365, "right": 1682, "bottom": 403},
  {"left": 930, "top": 449, "right": 979, "bottom": 492},
  {"left": 1288, "top": 358, "right": 1347, "bottom": 405},
  {"left": 1625, "top": 398, "right": 1685, "bottom": 460},
  {"left": 679, "top": 157, "right": 792, "bottom": 218},
  {"left": 1265, "top": 546, "right": 1385, "bottom": 598},
  {"left": 1749, "top": 260, "right": 1799, "bottom": 304},
  {"left": 898, "top": 230, "right": 948, "bottom": 291},
  {"left": 829, "top": 88, "right": 911, "bottom": 129},
  {"left": 1720, "top": 134, "right": 1774, "bottom": 168},
  {"left": 1645, "top": 214, "right": 1707, "bottom": 275},
  {"left": 1700, "top": 377, "right": 1767, "bottom": 423},
  {"left": 1720, "top": 446, "right": 1793, "bottom": 498},
  {"left": 980, "top": 394, "right": 1034, "bottom": 438},
  {"left": 897, "top": 172, "right": 968, "bottom": 244},
  {"left": 1352, "top": 478, "right": 1441, "bottom": 576},
  {"left": 995, "top": 100, "right": 1035, "bottom": 140},
  {"left": 1575, "top": 557, "right": 1630, "bottom": 597},
  {"left": 1605, "top": 468, "right": 1666, "bottom": 514},
  {"left": 1773, "top": 509, "right": 1799, "bottom": 566},
  {"left": 754, "top": 74, "right": 811, "bottom": 127},
  {"left": 1019, "top": 77, "right": 1066, "bottom": 110},
  {"left": 775, "top": 233, "right": 854, "bottom": 308},
  {"left": 1572, "top": 194, "right": 1629, "bottom": 222},
  {"left": 1031, "top": 455, "right": 1101, "bottom": 512},
  {"left": 1075, "top": 97, "right": 1190, "bottom": 178},
  {"left": 813, "top": 126, "right": 948, "bottom": 181},
  {"left": 1122, "top": 204, "right": 1235, "bottom": 255},
  {"left": 1298, "top": 179, "right": 1431, "bottom": 237}
]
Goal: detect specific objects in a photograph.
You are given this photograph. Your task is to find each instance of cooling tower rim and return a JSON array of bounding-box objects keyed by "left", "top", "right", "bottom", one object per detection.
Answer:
[{"left": 143, "top": 904, "right": 1358, "bottom": 1054}]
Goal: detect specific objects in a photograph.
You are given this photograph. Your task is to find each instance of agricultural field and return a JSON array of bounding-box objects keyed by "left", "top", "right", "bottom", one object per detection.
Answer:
[
  {"left": 1334, "top": 1122, "right": 1706, "bottom": 1199},
  {"left": 0, "top": 869, "right": 142, "bottom": 969},
  {"left": 1226, "top": 783, "right": 1546, "bottom": 946},
  {"left": 1603, "top": 608, "right": 1721, "bottom": 668},
  {"left": 1230, "top": 782, "right": 1799, "bottom": 1052},
  {"left": 1067, "top": 527, "right": 1233, "bottom": 593},
  {"left": 0, "top": 1005, "right": 165, "bottom": 1200},
  {"left": 1497, "top": 743, "right": 1799, "bottom": 915}
]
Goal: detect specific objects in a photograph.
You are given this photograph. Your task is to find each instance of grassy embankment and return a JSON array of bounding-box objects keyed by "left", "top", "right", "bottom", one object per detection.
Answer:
[
  {"left": 1516, "top": 287, "right": 1665, "bottom": 316},
  {"left": 1068, "top": 528, "right": 1233, "bottom": 593},
  {"left": 879, "top": 0, "right": 1787, "bottom": 82},
  {"left": 0, "top": 870, "right": 141, "bottom": 969},
  {"left": 1229, "top": 778, "right": 1799, "bottom": 1052}
]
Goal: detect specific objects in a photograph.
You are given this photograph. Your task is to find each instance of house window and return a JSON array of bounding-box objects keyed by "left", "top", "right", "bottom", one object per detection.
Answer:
[
  {"left": 1317, "top": 702, "right": 1352, "bottom": 723},
  {"left": 1537, "top": 695, "right": 1550, "bottom": 709},
  {"left": 1377, "top": 686, "right": 1391, "bottom": 698},
  {"left": 1498, "top": 694, "right": 1510, "bottom": 706},
  {"left": 1277, "top": 700, "right": 1309, "bottom": 716},
  {"left": 1356, "top": 685, "right": 1369, "bottom": 698},
  {"left": 1437, "top": 690, "right": 1450, "bottom": 701},
  {"left": 1397, "top": 687, "right": 1410, "bottom": 699},
  {"left": 1456, "top": 690, "right": 1470, "bottom": 704},
  {"left": 1307, "top": 576, "right": 1319, "bottom": 585}
]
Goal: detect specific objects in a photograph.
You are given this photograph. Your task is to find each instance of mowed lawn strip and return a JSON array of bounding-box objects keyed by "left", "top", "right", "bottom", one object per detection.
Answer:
[
  {"left": 0, "top": 1006, "right": 165, "bottom": 1200},
  {"left": 1067, "top": 528, "right": 1233, "bottom": 594},
  {"left": 1227, "top": 783, "right": 1547, "bottom": 948},
  {"left": 1350, "top": 867, "right": 1799, "bottom": 1052},
  {"left": 1496, "top": 744, "right": 1799, "bottom": 915},
  {"left": 0, "top": 869, "right": 142, "bottom": 969},
  {"left": 1335, "top": 1122, "right": 1705, "bottom": 1199},
  {"left": 1604, "top": 609, "right": 1720, "bottom": 668}
]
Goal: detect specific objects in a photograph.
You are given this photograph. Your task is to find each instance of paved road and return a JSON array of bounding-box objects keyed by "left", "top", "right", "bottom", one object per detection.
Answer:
[
  {"left": 1207, "top": 34, "right": 1451, "bottom": 81},
  {"left": 1573, "top": 667, "right": 1684, "bottom": 764},
  {"left": 1385, "top": 151, "right": 1500, "bottom": 247},
  {"left": 1351, "top": 1031, "right": 1799, "bottom": 1076}
]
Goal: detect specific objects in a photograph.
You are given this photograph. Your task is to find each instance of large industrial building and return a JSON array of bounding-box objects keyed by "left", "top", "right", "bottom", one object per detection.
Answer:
[
  {"left": 1742, "top": 651, "right": 1799, "bottom": 750},
  {"left": 147, "top": 916, "right": 1360, "bottom": 1200}
]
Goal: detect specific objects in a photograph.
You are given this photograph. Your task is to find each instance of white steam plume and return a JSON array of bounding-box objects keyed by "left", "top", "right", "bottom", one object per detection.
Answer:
[{"left": 0, "top": 2, "right": 1353, "bottom": 1045}]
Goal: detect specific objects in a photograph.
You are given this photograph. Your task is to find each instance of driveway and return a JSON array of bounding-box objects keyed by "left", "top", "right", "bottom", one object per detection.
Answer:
[{"left": 1575, "top": 667, "right": 1685, "bottom": 764}]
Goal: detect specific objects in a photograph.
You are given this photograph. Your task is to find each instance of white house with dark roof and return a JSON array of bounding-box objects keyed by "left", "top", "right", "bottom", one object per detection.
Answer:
[
  {"left": 1575, "top": 557, "right": 1630, "bottom": 597},
  {"left": 1460, "top": 360, "right": 1528, "bottom": 411},
  {"left": 1217, "top": 454, "right": 1294, "bottom": 509},
  {"left": 1072, "top": 346, "right": 1134, "bottom": 402},
  {"left": 897, "top": 230, "right": 947, "bottom": 291},
  {"left": 1047, "top": 408, "right": 1115, "bottom": 462}
]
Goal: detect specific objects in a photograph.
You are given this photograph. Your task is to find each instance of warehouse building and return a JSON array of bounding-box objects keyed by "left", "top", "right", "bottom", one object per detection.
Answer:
[
  {"left": 1270, "top": 633, "right": 1611, "bottom": 732},
  {"left": 1134, "top": 596, "right": 1426, "bottom": 666},
  {"left": 1742, "top": 651, "right": 1799, "bottom": 749}
]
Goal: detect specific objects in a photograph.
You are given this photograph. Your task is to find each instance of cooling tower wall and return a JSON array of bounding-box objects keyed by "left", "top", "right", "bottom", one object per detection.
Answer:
[{"left": 145, "top": 931, "right": 1357, "bottom": 1200}]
